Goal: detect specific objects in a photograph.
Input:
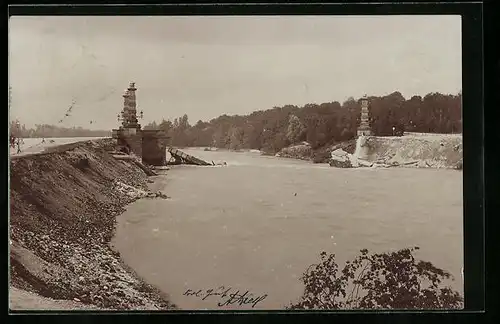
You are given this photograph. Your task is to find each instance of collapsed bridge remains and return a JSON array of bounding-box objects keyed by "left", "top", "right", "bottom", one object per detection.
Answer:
[{"left": 167, "top": 148, "right": 212, "bottom": 166}]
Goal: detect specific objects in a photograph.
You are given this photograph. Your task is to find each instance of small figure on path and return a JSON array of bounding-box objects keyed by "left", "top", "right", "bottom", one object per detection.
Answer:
[
  {"left": 42, "top": 138, "right": 46, "bottom": 143},
  {"left": 16, "top": 139, "right": 22, "bottom": 153}
]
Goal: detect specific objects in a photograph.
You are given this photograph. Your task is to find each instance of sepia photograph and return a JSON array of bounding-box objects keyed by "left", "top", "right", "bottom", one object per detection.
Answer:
[{"left": 9, "top": 14, "right": 464, "bottom": 311}]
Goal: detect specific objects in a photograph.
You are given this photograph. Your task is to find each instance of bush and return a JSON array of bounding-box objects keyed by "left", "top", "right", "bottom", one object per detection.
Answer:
[
  {"left": 287, "top": 247, "right": 463, "bottom": 310},
  {"left": 312, "top": 151, "right": 331, "bottom": 164}
]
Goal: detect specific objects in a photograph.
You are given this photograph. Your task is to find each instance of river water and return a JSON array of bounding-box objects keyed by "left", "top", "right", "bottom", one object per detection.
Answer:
[{"left": 112, "top": 148, "right": 463, "bottom": 310}]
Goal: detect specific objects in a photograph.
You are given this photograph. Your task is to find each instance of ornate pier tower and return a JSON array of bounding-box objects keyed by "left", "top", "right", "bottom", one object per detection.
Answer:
[
  {"left": 357, "top": 95, "right": 372, "bottom": 137},
  {"left": 112, "top": 82, "right": 169, "bottom": 166},
  {"left": 121, "top": 82, "right": 140, "bottom": 129}
]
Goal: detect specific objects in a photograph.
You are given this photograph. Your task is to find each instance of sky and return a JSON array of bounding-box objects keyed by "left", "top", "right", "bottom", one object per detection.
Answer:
[{"left": 8, "top": 15, "right": 462, "bottom": 130}]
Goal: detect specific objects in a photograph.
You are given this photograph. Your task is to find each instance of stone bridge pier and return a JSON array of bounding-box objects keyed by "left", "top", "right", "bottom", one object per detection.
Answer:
[{"left": 111, "top": 82, "right": 169, "bottom": 166}]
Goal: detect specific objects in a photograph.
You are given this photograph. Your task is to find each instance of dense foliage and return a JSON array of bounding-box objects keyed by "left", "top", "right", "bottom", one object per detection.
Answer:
[
  {"left": 144, "top": 91, "right": 461, "bottom": 153},
  {"left": 287, "top": 247, "right": 463, "bottom": 310}
]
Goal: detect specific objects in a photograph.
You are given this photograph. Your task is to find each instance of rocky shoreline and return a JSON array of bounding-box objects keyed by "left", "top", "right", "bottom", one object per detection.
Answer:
[
  {"left": 275, "top": 135, "right": 462, "bottom": 170},
  {"left": 275, "top": 140, "right": 356, "bottom": 164},
  {"left": 9, "top": 139, "right": 177, "bottom": 310}
]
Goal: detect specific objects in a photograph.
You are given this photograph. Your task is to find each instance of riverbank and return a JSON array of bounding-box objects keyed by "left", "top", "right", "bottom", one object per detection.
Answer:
[
  {"left": 275, "top": 134, "right": 462, "bottom": 169},
  {"left": 9, "top": 139, "right": 177, "bottom": 310}
]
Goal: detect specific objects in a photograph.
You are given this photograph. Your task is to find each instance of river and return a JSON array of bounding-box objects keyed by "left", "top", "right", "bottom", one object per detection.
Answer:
[{"left": 112, "top": 148, "right": 463, "bottom": 310}]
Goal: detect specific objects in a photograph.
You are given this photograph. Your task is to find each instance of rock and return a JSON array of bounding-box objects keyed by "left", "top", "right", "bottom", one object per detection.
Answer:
[
  {"left": 156, "top": 191, "right": 170, "bottom": 199},
  {"left": 331, "top": 148, "right": 350, "bottom": 159},
  {"left": 357, "top": 159, "right": 374, "bottom": 167},
  {"left": 277, "top": 142, "right": 313, "bottom": 160},
  {"left": 329, "top": 159, "right": 352, "bottom": 168},
  {"left": 329, "top": 149, "right": 353, "bottom": 168},
  {"left": 311, "top": 150, "right": 331, "bottom": 164},
  {"left": 73, "top": 297, "right": 80, "bottom": 302}
]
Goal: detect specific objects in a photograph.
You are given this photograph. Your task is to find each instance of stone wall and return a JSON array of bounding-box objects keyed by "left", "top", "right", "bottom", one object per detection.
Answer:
[
  {"left": 128, "top": 134, "right": 143, "bottom": 160},
  {"left": 361, "top": 134, "right": 463, "bottom": 168},
  {"left": 141, "top": 131, "right": 167, "bottom": 166},
  {"left": 116, "top": 131, "right": 142, "bottom": 159}
]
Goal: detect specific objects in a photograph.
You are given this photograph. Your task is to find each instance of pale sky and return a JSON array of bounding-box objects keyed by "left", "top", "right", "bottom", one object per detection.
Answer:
[{"left": 9, "top": 15, "right": 461, "bottom": 130}]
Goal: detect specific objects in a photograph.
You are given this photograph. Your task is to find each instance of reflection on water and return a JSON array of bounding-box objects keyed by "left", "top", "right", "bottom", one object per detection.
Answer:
[{"left": 112, "top": 148, "right": 463, "bottom": 310}]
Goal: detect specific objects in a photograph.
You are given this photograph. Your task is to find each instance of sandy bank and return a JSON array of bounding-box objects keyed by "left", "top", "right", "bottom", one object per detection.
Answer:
[{"left": 9, "top": 139, "right": 176, "bottom": 311}]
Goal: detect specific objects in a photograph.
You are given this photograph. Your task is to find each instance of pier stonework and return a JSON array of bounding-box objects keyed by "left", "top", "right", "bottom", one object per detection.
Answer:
[
  {"left": 357, "top": 95, "right": 372, "bottom": 137},
  {"left": 112, "top": 82, "right": 169, "bottom": 166},
  {"left": 142, "top": 130, "right": 168, "bottom": 166}
]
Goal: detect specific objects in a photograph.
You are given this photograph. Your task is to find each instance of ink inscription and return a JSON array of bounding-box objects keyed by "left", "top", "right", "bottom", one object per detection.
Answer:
[{"left": 183, "top": 286, "right": 268, "bottom": 308}]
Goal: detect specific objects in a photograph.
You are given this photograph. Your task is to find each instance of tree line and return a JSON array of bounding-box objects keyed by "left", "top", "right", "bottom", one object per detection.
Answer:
[
  {"left": 9, "top": 121, "right": 111, "bottom": 139},
  {"left": 9, "top": 87, "right": 110, "bottom": 140},
  {"left": 144, "top": 91, "right": 462, "bottom": 154}
]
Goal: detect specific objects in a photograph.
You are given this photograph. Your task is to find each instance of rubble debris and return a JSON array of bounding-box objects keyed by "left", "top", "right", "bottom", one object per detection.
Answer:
[
  {"left": 112, "top": 181, "right": 167, "bottom": 199},
  {"left": 329, "top": 149, "right": 353, "bottom": 168},
  {"left": 111, "top": 154, "right": 157, "bottom": 176},
  {"left": 145, "top": 191, "right": 170, "bottom": 199},
  {"left": 276, "top": 142, "right": 313, "bottom": 161},
  {"left": 328, "top": 134, "right": 462, "bottom": 169},
  {"left": 153, "top": 166, "right": 170, "bottom": 171}
]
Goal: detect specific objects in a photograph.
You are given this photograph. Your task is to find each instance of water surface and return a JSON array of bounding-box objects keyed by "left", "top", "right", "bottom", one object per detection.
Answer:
[{"left": 112, "top": 148, "right": 463, "bottom": 310}]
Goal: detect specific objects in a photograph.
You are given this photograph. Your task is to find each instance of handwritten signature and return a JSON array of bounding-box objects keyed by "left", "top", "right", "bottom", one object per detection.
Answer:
[{"left": 183, "top": 286, "right": 268, "bottom": 308}]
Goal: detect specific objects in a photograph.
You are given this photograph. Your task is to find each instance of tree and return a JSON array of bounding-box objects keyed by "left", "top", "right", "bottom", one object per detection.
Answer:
[
  {"left": 144, "top": 90, "right": 461, "bottom": 149},
  {"left": 228, "top": 126, "right": 244, "bottom": 150},
  {"left": 212, "top": 125, "right": 229, "bottom": 148},
  {"left": 242, "top": 122, "right": 260, "bottom": 149},
  {"left": 143, "top": 121, "right": 158, "bottom": 130},
  {"left": 286, "top": 114, "right": 306, "bottom": 144},
  {"left": 179, "top": 114, "right": 190, "bottom": 130},
  {"left": 10, "top": 119, "right": 21, "bottom": 148},
  {"left": 169, "top": 114, "right": 192, "bottom": 147},
  {"left": 287, "top": 247, "right": 463, "bottom": 310},
  {"left": 158, "top": 119, "right": 173, "bottom": 133}
]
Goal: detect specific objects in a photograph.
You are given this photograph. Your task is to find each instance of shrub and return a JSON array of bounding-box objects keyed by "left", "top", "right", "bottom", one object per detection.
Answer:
[
  {"left": 287, "top": 247, "right": 463, "bottom": 310},
  {"left": 312, "top": 151, "right": 331, "bottom": 164}
]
